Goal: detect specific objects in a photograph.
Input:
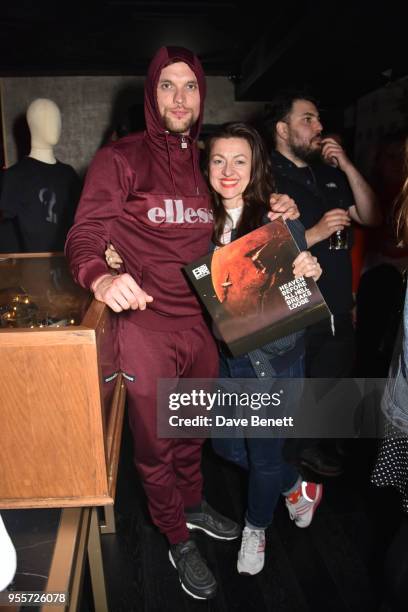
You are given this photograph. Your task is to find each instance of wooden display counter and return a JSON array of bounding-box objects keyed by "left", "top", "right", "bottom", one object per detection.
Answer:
[{"left": 0, "top": 253, "right": 126, "bottom": 510}]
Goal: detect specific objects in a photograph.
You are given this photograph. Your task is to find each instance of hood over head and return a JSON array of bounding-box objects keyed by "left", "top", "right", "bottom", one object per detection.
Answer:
[{"left": 144, "top": 46, "right": 206, "bottom": 142}]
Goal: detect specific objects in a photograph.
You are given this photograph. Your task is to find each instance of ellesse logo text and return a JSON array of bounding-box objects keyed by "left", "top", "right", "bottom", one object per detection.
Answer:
[{"left": 147, "top": 199, "right": 214, "bottom": 224}]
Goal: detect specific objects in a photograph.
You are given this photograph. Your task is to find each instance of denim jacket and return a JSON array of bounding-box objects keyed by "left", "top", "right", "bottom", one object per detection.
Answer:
[{"left": 381, "top": 281, "right": 408, "bottom": 433}]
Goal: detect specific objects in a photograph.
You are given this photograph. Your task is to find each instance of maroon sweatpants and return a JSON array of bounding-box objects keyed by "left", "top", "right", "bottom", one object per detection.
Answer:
[{"left": 119, "top": 317, "right": 219, "bottom": 544}]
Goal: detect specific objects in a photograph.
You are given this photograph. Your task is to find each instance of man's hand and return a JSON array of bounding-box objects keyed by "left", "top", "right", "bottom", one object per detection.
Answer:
[
  {"left": 306, "top": 208, "right": 350, "bottom": 247},
  {"left": 321, "top": 138, "right": 350, "bottom": 171},
  {"left": 292, "top": 251, "right": 322, "bottom": 281},
  {"left": 91, "top": 273, "right": 153, "bottom": 313},
  {"left": 268, "top": 193, "right": 300, "bottom": 221}
]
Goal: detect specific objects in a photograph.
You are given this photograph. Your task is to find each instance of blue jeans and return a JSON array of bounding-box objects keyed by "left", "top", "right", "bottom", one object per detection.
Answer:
[{"left": 212, "top": 352, "right": 303, "bottom": 529}]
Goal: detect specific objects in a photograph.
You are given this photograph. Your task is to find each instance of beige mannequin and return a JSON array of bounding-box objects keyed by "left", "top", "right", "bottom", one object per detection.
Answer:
[{"left": 26, "top": 98, "right": 61, "bottom": 164}]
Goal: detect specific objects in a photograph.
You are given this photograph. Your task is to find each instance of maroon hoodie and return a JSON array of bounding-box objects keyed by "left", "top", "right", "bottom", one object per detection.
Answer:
[{"left": 65, "top": 47, "right": 213, "bottom": 330}]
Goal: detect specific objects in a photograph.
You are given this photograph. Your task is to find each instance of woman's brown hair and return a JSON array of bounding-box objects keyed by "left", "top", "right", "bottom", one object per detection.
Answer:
[
  {"left": 395, "top": 137, "right": 408, "bottom": 246},
  {"left": 202, "top": 122, "right": 275, "bottom": 245}
]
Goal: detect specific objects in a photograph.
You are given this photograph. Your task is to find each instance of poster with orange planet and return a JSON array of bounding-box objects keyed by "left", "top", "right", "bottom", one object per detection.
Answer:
[{"left": 184, "top": 219, "right": 330, "bottom": 357}]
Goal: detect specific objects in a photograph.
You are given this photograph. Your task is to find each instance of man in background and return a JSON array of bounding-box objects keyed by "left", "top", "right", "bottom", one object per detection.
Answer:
[{"left": 265, "top": 91, "right": 381, "bottom": 476}]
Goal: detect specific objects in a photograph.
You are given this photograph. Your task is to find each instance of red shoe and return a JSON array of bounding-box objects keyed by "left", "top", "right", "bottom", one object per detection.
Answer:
[{"left": 285, "top": 481, "right": 323, "bottom": 528}]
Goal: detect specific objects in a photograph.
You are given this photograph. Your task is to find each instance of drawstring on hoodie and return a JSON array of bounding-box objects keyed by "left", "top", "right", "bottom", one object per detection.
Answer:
[
  {"left": 164, "top": 132, "right": 178, "bottom": 197},
  {"left": 191, "top": 149, "right": 200, "bottom": 196},
  {"left": 330, "top": 314, "right": 335, "bottom": 336},
  {"left": 164, "top": 131, "right": 201, "bottom": 197}
]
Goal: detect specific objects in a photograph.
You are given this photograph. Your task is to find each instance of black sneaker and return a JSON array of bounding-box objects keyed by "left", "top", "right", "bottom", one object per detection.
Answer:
[
  {"left": 185, "top": 500, "right": 240, "bottom": 540},
  {"left": 169, "top": 539, "right": 217, "bottom": 600}
]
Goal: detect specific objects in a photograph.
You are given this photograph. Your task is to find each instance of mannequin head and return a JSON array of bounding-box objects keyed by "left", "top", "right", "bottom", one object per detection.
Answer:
[{"left": 26, "top": 98, "right": 61, "bottom": 163}]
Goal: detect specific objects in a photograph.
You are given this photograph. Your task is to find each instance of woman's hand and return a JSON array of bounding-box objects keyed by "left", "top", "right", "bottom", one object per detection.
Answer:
[
  {"left": 292, "top": 251, "right": 322, "bottom": 281},
  {"left": 105, "top": 243, "right": 123, "bottom": 270},
  {"left": 268, "top": 193, "right": 300, "bottom": 221}
]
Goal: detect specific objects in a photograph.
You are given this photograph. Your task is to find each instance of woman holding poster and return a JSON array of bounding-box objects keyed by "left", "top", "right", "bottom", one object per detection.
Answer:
[{"left": 203, "top": 122, "right": 323, "bottom": 576}]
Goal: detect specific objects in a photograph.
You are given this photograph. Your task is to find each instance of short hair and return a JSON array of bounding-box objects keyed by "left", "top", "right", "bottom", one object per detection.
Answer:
[{"left": 264, "top": 90, "right": 319, "bottom": 146}]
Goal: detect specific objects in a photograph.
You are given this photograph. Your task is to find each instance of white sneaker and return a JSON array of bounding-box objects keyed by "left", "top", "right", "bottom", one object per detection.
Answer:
[
  {"left": 285, "top": 481, "right": 323, "bottom": 528},
  {"left": 237, "top": 526, "right": 265, "bottom": 575}
]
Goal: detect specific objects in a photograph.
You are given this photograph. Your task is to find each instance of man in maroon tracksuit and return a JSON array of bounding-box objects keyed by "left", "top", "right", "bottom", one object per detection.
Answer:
[
  {"left": 67, "top": 46, "right": 298, "bottom": 598},
  {"left": 66, "top": 46, "right": 240, "bottom": 600}
]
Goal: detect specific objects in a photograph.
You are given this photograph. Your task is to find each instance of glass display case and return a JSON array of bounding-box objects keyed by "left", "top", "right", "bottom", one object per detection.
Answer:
[{"left": 0, "top": 253, "right": 125, "bottom": 509}]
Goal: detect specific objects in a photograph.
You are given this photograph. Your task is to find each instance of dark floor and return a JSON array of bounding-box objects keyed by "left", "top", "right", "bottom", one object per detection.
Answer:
[{"left": 94, "top": 418, "right": 402, "bottom": 612}]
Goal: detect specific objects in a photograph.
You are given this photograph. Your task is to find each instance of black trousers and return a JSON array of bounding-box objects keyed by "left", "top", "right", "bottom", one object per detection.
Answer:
[
  {"left": 284, "top": 314, "right": 355, "bottom": 465},
  {"left": 356, "top": 264, "right": 405, "bottom": 377},
  {"left": 305, "top": 313, "right": 355, "bottom": 379}
]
